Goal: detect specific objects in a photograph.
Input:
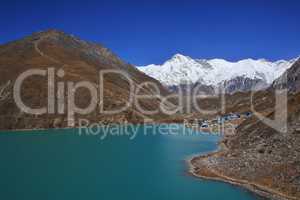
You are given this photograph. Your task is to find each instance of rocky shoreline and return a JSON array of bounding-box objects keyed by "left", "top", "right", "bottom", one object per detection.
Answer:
[{"left": 188, "top": 141, "right": 298, "bottom": 200}]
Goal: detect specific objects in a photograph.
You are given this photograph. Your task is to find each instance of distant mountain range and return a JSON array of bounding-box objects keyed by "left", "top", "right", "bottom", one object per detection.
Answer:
[{"left": 138, "top": 54, "right": 297, "bottom": 94}]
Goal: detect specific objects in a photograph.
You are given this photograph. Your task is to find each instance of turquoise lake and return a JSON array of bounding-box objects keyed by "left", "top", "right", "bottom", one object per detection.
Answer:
[{"left": 0, "top": 124, "right": 260, "bottom": 200}]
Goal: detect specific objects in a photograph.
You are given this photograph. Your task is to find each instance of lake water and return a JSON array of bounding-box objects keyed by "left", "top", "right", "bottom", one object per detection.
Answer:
[{"left": 0, "top": 124, "right": 259, "bottom": 200}]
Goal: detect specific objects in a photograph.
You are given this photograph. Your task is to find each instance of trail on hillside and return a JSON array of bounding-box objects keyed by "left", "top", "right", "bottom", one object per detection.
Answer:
[{"left": 33, "top": 34, "right": 61, "bottom": 65}]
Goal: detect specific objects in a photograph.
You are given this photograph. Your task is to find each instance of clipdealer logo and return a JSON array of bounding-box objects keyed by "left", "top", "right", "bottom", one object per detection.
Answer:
[{"left": 11, "top": 67, "right": 289, "bottom": 134}]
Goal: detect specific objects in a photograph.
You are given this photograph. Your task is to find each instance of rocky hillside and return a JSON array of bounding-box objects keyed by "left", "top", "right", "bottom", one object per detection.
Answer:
[
  {"left": 0, "top": 30, "right": 170, "bottom": 130},
  {"left": 223, "top": 92, "right": 300, "bottom": 199},
  {"left": 191, "top": 59, "right": 300, "bottom": 199}
]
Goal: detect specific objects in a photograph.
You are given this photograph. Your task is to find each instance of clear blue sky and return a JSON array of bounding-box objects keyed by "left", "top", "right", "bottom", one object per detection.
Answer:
[{"left": 1, "top": 0, "right": 299, "bottom": 65}]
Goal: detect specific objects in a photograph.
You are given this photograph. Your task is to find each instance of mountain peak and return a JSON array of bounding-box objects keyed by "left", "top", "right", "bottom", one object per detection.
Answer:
[
  {"left": 0, "top": 30, "right": 170, "bottom": 128},
  {"left": 172, "top": 53, "right": 187, "bottom": 58},
  {"left": 166, "top": 53, "right": 191, "bottom": 64},
  {"left": 37, "top": 28, "right": 65, "bottom": 35},
  {"left": 32, "top": 29, "right": 66, "bottom": 38}
]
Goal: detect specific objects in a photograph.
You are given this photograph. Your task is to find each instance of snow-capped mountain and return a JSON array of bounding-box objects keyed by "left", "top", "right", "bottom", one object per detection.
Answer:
[
  {"left": 272, "top": 58, "right": 300, "bottom": 93},
  {"left": 138, "top": 54, "right": 296, "bottom": 93}
]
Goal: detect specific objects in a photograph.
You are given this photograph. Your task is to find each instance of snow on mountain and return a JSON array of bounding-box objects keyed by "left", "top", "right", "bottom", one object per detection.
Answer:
[{"left": 138, "top": 54, "right": 296, "bottom": 88}]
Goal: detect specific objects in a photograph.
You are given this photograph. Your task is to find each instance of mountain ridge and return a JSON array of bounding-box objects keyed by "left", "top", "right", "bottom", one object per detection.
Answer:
[
  {"left": 0, "top": 29, "right": 170, "bottom": 130},
  {"left": 138, "top": 54, "right": 297, "bottom": 94}
]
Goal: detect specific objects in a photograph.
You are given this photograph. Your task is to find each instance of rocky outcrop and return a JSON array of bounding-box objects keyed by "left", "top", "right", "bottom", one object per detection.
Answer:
[
  {"left": 167, "top": 83, "right": 215, "bottom": 95},
  {"left": 272, "top": 59, "right": 300, "bottom": 93},
  {"left": 221, "top": 76, "right": 269, "bottom": 94}
]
